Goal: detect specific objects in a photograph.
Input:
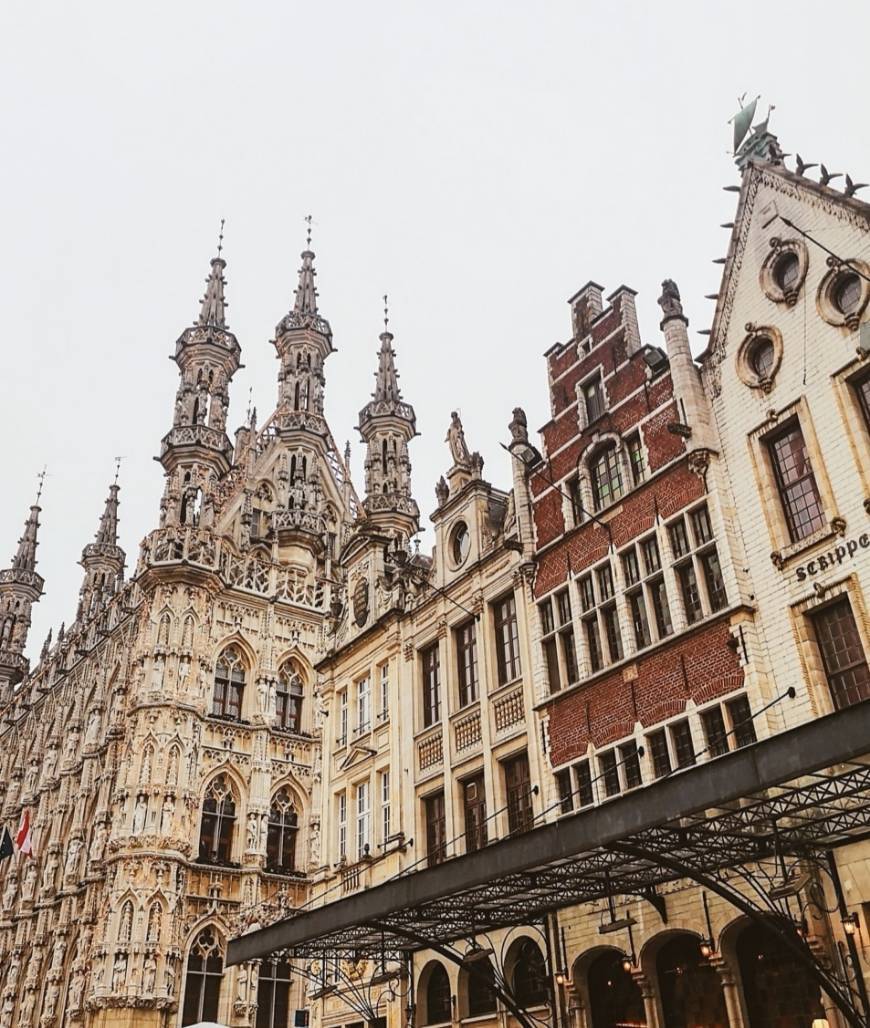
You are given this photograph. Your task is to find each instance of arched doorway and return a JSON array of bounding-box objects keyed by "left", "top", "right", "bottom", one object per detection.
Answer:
[
  {"left": 736, "top": 922, "right": 825, "bottom": 1028},
  {"left": 586, "top": 949, "right": 647, "bottom": 1028},
  {"left": 656, "top": 934, "right": 727, "bottom": 1028}
]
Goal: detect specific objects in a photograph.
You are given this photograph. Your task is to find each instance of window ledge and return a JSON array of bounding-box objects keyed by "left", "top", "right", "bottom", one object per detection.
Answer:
[
  {"left": 770, "top": 519, "right": 847, "bottom": 570},
  {"left": 536, "top": 603, "right": 751, "bottom": 711}
]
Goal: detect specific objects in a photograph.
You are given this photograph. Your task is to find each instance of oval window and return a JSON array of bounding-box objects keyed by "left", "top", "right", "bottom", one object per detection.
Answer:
[{"left": 450, "top": 522, "right": 471, "bottom": 566}]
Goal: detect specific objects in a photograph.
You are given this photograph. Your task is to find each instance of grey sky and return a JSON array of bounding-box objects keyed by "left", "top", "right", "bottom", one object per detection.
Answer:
[{"left": 3, "top": 1, "right": 868, "bottom": 659}]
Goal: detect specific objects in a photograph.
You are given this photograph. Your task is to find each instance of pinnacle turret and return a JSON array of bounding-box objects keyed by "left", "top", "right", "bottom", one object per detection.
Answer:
[
  {"left": 357, "top": 318, "right": 419, "bottom": 537},
  {"left": 294, "top": 250, "right": 319, "bottom": 317},
  {"left": 0, "top": 485, "right": 46, "bottom": 701},
  {"left": 79, "top": 480, "right": 126, "bottom": 622}
]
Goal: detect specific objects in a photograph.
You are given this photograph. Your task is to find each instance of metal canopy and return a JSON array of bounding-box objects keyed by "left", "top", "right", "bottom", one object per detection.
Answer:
[{"left": 228, "top": 700, "right": 870, "bottom": 966}]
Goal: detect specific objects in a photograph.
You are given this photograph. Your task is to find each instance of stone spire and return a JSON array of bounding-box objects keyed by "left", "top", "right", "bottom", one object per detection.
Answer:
[
  {"left": 11, "top": 502, "right": 41, "bottom": 573},
  {"left": 198, "top": 256, "right": 228, "bottom": 329},
  {"left": 373, "top": 330, "right": 403, "bottom": 405},
  {"left": 0, "top": 485, "right": 46, "bottom": 702},
  {"left": 157, "top": 247, "right": 241, "bottom": 528},
  {"left": 274, "top": 226, "right": 333, "bottom": 424},
  {"left": 79, "top": 479, "right": 126, "bottom": 622},
  {"left": 293, "top": 249, "right": 319, "bottom": 318},
  {"left": 358, "top": 320, "right": 419, "bottom": 539}
]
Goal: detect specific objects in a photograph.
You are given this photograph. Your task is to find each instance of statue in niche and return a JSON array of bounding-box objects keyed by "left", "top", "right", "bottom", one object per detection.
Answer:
[
  {"left": 85, "top": 708, "right": 101, "bottom": 747},
  {"left": 42, "top": 979, "right": 60, "bottom": 1020},
  {"left": 247, "top": 813, "right": 259, "bottom": 851},
  {"left": 2, "top": 870, "right": 17, "bottom": 911},
  {"left": 41, "top": 851, "right": 59, "bottom": 893},
  {"left": 89, "top": 821, "right": 108, "bottom": 863},
  {"left": 143, "top": 953, "right": 157, "bottom": 994},
  {"left": 65, "top": 838, "right": 83, "bottom": 878},
  {"left": 112, "top": 953, "right": 127, "bottom": 993},
  {"left": 0, "top": 993, "right": 15, "bottom": 1028},
  {"left": 49, "top": 936, "right": 66, "bottom": 971},
  {"left": 160, "top": 795, "right": 175, "bottom": 835},
  {"left": 43, "top": 744, "right": 58, "bottom": 783},
  {"left": 3, "top": 953, "right": 20, "bottom": 992},
  {"left": 18, "top": 990, "right": 35, "bottom": 1024},
  {"left": 132, "top": 794, "right": 148, "bottom": 834},
  {"left": 446, "top": 411, "right": 472, "bottom": 466},
  {"left": 22, "top": 862, "right": 37, "bottom": 902},
  {"left": 24, "top": 760, "right": 39, "bottom": 796},
  {"left": 67, "top": 966, "right": 85, "bottom": 1011},
  {"left": 119, "top": 904, "right": 133, "bottom": 943}
]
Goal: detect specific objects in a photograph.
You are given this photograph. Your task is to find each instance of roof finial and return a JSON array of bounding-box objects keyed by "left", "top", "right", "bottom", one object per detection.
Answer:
[
  {"left": 246, "top": 386, "right": 253, "bottom": 423},
  {"left": 35, "top": 465, "right": 47, "bottom": 505},
  {"left": 383, "top": 293, "right": 390, "bottom": 332},
  {"left": 217, "top": 217, "right": 225, "bottom": 258},
  {"left": 113, "top": 456, "right": 123, "bottom": 487},
  {"left": 305, "top": 214, "right": 313, "bottom": 249}
]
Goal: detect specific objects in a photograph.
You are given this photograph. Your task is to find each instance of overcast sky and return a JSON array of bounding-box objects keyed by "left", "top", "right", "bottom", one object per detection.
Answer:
[{"left": 3, "top": 1, "right": 869, "bottom": 660}]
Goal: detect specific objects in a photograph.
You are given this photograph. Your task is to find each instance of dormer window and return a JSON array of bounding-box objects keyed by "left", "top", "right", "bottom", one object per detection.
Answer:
[{"left": 583, "top": 375, "right": 606, "bottom": 424}]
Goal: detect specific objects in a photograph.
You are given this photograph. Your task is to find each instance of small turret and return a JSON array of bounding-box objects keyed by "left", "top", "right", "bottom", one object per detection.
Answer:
[
  {"left": 357, "top": 310, "right": 419, "bottom": 541},
  {"left": 78, "top": 478, "right": 126, "bottom": 622},
  {"left": 274, "top": 222, "right": 333, "bottom": 428},
  {"left": 0, "top": 482, "right": 46, "bottom": 702},
  {"left": 158, "top": 238, "right": 242, "bottom": 528}
]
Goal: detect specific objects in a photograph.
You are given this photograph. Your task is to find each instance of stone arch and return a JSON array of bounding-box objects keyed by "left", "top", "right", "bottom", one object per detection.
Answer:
[
  {"left": 197, "top": 768, "right": 243, "bottom": 865},
  {"left": 165, "top": 739, "right": 183, "bottom": 787},
  {"left": 504, "top": 934, "right": 550, "bottom": 1009},
  {"left": 180, "top": 609, "right": 197, "bottom": 650},
  {"left": 458, "top": 953, "right": 498, "bottom": 1020},
  {"left": 116, "top": 896, "right": 136, "bottom": 944},
  {"left": 642, "top": 928, "right": 727, "bottom": 1028},
  {"left": 145, "top": 897, "right": 163, "bottom": 944},
  {"left": 418, "top": 958, "right": 454, "bottom": 1026},
  {"left": 573, "top": 945, "right": 645, "bottom": 1028},
  {"left": 155, "top": 608, "right": 174, "bottom": 648}
]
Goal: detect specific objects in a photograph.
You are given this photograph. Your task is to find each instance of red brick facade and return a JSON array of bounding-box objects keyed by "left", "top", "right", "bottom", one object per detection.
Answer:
[{"left": 530, "top": 282, "right": 743, "bottom": 770}]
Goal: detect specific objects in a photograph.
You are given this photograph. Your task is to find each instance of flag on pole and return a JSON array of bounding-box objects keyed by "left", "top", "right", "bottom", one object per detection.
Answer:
[
  {"left": 0, "top": 827, "right": 12, "bottom": 862},
  {"left": 15, "top": 810, "right": 33, "bottom": 859}
]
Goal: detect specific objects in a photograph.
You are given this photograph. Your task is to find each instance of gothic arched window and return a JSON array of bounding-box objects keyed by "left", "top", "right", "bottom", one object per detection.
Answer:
[
  {"left": 181, "top": 926, "right": 224, "bottom": 1026},
  {"left": 510, "top": 938, "right": 549, "bottom": 1007},
  {"left": 157, "top": 612, "right": 171, "bottom": 648},
  {"left": 198, "top": 774, "right": 237, "bottom": 865},
  {"left": 181, "top": 614, "right": 195, "bottom": 650},
  {"left": 276, "top": 665, "right": 304, "bottom": 733},
  {"left": 266, "top": 788, "right": 299, "bottom": 873},
  {"left": 257, "top": 957, "right": 293, "bottom": 1028},
  {"left": 590, "top": 443, "right": 624, "bottom": 511},
  {"left": 425, "top": 963, "right": 452, "bottom": 1025},
  {"left": 212, "top": 647, "right": 246, "bottom": 720}
]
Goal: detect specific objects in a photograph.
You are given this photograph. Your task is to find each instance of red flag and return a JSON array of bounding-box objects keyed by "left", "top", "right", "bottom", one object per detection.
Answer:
[{"left": 15, "top": 809, "right": 33, "bottom": 859}]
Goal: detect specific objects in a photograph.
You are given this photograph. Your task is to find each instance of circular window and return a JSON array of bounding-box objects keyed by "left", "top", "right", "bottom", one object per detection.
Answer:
[
  {"left": 750, "top": 337, "right": 775, "bottom": 379},
  {"left": 736, "top": 326, "right": 783, "bottom": 392},
  {"left": 450, "top": 522, "right": 471, "bottom": 567},
  {"left": 774, "top": 252, "right": 800, "bottom": 292},
  {"left": 760, "top": 240, "right": 808, "bottom": 307},
  {"left": 817, "top": 260, "right": 870, "bottom": 328},
  {"left": 835, "top": 272, "right": 862, "bottom": 315}
]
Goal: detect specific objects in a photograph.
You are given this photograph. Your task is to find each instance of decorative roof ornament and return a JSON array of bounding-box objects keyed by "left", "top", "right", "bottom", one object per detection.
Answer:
[
  {"left": 197, "top": 220, "right": 228, "bottom": 329},
  {"left": 373, "top": 327, "right": 403, "bottom": 406},
  {"left": 732, "top": 97, "right": 784, "bottom": 171},
  {"left": 11, "top": 470, "right": 45, "bottom": 573}
]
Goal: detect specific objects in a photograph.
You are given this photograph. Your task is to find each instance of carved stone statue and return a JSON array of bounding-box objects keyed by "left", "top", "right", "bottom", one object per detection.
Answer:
[
  {"left": 160, "top": 794, "right": 175, "bottom": 835},
  {"left": 67, "top": 966, "right": 85, "bottom": 1011},
  {"left": 143, "top": 953, "right": 157, "bottom": 994},
  {"left": 164, "top": 959, "right": 176, "bottom": 996},
  {"left": 43, "top": 744, "right": 58, "bottom": 783},
  {"left": 2, "top": 870, "right": 17, "bottom": 911},
  {"left": 508, "top": 407, "right": 529, "bottom": 445},
  {"left": 65, "top": 838, "right": 83, "bottom": 879},
  {"left": 85, "top": 708, "right": 101, "bottom": 747},
  {"left": 22, "top": 862, "right": 37, "bottom": 902},
  {"left": 18, "top": 989, "right": 35, "bottom": 1023},
  {"left": 41, "top": 850, "right": 59, "bottom": 893},
  {"left": 49, "top": 936, "right": 66, "bottom": 971},
  {"left": 3, "top": 953, "right": 19, "bottom": 991},
  {"left": 246, "top": 813, "right": 258, "bottom": 851},
  {"left": 89, "top": 821, "right": 108, "bottom": 863},
  {"left": 132, "top": 794, "right": 148, "bottom": 834},
  {"left": 42, "top": 978, "right": 60, "bottom": 1019},
  {"left": 446, "top": 411, "right": 472, "bottom": 466},
  {"left": 112, "top": 953, "right": 127, "bottom": 992},
  {"left": 658, "top": 278, "right": 684, "bottom": 318}
]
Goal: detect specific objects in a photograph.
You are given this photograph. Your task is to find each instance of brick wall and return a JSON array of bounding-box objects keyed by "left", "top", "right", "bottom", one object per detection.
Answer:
[{"left": 546, "top": 616, "right": 744, "bottom": 765}]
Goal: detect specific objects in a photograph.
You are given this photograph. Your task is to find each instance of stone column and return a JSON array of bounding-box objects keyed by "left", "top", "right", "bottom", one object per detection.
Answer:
[
  {"left": 711, "top": 955, "right": 746, "bottom": 1028},
  {"left": 632, "top": 971, "right": 660, "bottom": 1028}
]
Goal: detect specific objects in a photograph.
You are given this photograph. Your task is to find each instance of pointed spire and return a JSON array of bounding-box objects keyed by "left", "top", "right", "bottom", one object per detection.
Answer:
[
  {"left": 12, "top": 501, "right": 41, "bottom": 573},
  {"left": 293, "top": 248, "right": 319, "bottom": 316},
  {"left": 198, "top": 257, "right": 228, "bottom": 329},
  {"left": 94, "top": 483, "right": 121, "bottom": 547},
  {"left": 373, "top": 330, "right": 403, "bottom": 404}
]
